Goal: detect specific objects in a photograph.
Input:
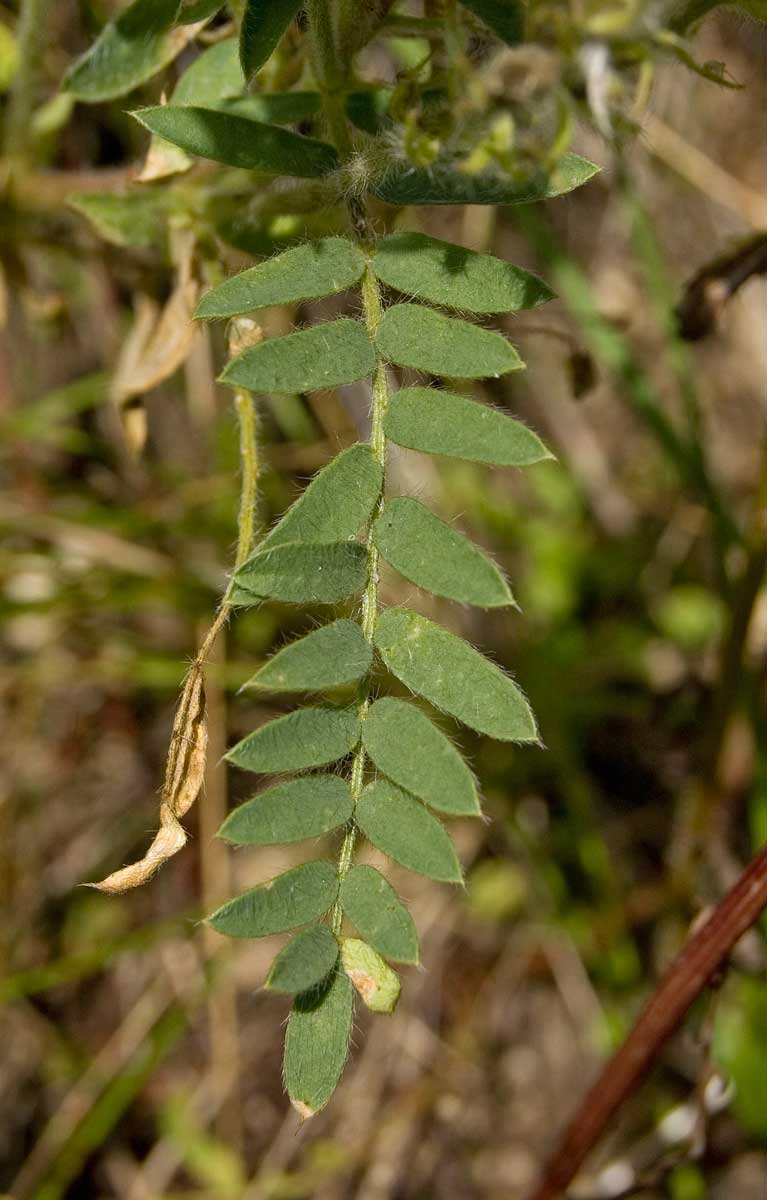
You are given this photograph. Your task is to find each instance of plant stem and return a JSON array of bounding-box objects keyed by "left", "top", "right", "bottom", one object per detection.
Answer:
[
  {"left": 2, "top": 0, "right": 50, "bottom": 165},
  {"left": 306, "top": 2, "right": 391, "bottom": 934},
  {"left": 330, "top": 268, "right": 389, "bottom": 935},
  {"left": 526, "top": 836, "right": 767, "bottom": 1200}
]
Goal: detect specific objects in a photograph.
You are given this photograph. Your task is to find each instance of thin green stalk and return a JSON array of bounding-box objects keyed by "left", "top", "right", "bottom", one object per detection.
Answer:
[
  {"left": 232, "top": 389, "right": 259, "bottom": 571},
  {"left": 306, "top": 3, "right": 392, "bottom": 933},
  {"left": 2, "top": 0, "right": 50, "bottom": 164}
]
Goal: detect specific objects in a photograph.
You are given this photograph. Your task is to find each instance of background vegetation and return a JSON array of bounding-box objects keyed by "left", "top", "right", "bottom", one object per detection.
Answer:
[{"left": 1, "top": 2, "right": 766, "bottom": 1197}]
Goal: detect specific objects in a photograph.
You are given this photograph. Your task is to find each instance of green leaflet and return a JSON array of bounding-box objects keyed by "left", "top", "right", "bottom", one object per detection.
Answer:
[
  {"left": 63, "top": 0, "right": 185, "bottom": 102},
  {"left": 68, "top": 193, "right": 168, "bottom": 249},
  {"left": 385, "top": 387, "right": 552, "bottom": 466},
  {"left": 339, "top": 865, "right": 419, "bottom": 964},
  {"left": 356, "top": 780, "right": 463, "bottom": 883},
  {"left": 219, "top": 320, "right": 375, "bottom": 395},
  {"left": 133, "top": 107, "right": 339, "bottom": 177},
  {"left": 261, "top": 444, "right": 383, "bottom": 550},
  {"left": 208, "top": 861, "right": 338, "bottom": 937},
  {"left": 375, "top": 304, "right": 522, "bottom": 379},
  {"left": 284, "top": 969, "right": 354, "bottom": 1117},
  {"left": 196, "top": 238, "right": 365, "bottom": 319},
  {"left": 172, "top": 39, "right": 244, "bottom": 106},
  {"left": 372, "top": 496, "right": 514, "bottom": 608},
  {"left": 218, "top": 775, "right": 353, "bottom": 845},
  {"left": 362, "top": 698, "right": 479, "bottom": 817},
  {"left": 226, "top": 706, "right": 360, "bottom": 773},
  {"left": 230, "top": 541, "right": 367, "bottom": 605},
  {"left": 245, "top": 620, "right": 373, "bottom": 692},
  {"left": 374, "top": 608, "right": 538, "bottom": 742},
  {"left": 340, "top": 938, "right": 400, "bottom": 1013},
  {"left": 459, "top": 0, "right": 525, "bottom": 44},
  {"left": 372, "top": 154, "right": 600, "bottom": 206},
  {"left": 266, "top": 926, "right": 339, "bottom": 994},
  {"left": 240, "top": 0, "right": 303, "bottom": 82},
  {"left": 372, "top": 232, "right": 553, "bottom": 314}
]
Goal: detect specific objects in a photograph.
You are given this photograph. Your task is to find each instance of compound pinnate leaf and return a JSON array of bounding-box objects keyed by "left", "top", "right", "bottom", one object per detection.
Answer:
[
  {"left": 64, "top": 0, "right": 186, "bottom": 102},
  {"left": 218, "top": 775, "right": 353, "bottom": 845},
  {"left": 460, "top": 0, "right": 524, "bottom": 44},
  {"left": 266, "top": 926, "right": 339, "bottom": 994},
  {"left": 362, "top": 698, "right": 479, "bottom": 817},
  {"left": 356, "top": 779, "right": 463, "bottom": 883},
  {"left": 208, "top": 861, "right": 338, "bottom": 937},
  {"left": 196, "top": 238, "right": 365, "bottom": 319},
  {"left": 340, "top": 938, "right": 400, "bottom": 1013},
  {"left": 240, "top": 0, "right": 303, "bottom": 82},
  {"left": 375, "top": 608, "right": 538, "bottom": 742},
  {"left": 385, "top": 387, "right": 552, "bottom": 466},
  {"left": 226, "top": 706, "right": 360, "bottom": 774},
  {"left": 284, "top": 969, "right": 354, "bottom": 1117},
  {"left": 172, "top": 38, "right": 244, "bottom": 106},
  {"left": 375, "top": 304, "right": 522, "bottom": 379},
  {"left": 133, "top": 107, "right": 339, "bottom": 177},
  {"left": 245, "top": 620, "right": 372, "bottom": 692},
  {"left": 220, "top": 319, "right": 375, "bottom": 394},
  {"left": 231, "top": 541, "right": 367, "bottom": 605},
  {"left": 339, "top": 865, "right": 419, "bottom": 963},
  {"left": 372, "top": 154, "right": 600, "bottom": 206},
  {"left": 372, "top": 232, "right": 553, "bottom": 314},
  {"left": 261, "top": 444, "right": 383, "bottom": 549},
  {"left": 372, "top": 496, "right": 514, "bottom": 608}
]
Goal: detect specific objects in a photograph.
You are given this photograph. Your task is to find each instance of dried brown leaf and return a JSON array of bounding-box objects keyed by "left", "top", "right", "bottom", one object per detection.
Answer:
[{"left": 91, "top": 665, "right": 208, "bottom": 893}]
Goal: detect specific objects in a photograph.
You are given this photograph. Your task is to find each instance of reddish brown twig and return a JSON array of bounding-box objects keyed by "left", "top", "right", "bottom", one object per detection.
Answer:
[{"left": 527, "top": 840, "right": 767, "bottom": 1200}]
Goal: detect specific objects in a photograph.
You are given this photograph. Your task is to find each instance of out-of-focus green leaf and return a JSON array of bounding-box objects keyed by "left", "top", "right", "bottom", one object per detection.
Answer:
[
  {"left": 266, "top": 926, "right": 339, "bottom": 994},
  {"left": 68, "top": 192, "right": 168, "bottom": 248},
  {"left": 64, "top": 0, "right": 187, "bottom": 102},
  {"left": 219, "top": 91, "right": 321, "bottom": 124},
  {"left": 372, "top": 232, "right": 553, "bottom": 313},
  {"left": 218, "top": 775, "right": 353, "bottom": 845},
  {"left": 245, "top": 620, "right": 373, "bottom": 692},
  {"left": 177, "top": 0, "right": 224, "bottom": 22},
  {"left": 133, "top": 106, "right": 339, "bottom": 176},
  {"left": 362, "top": 698, "right": 479, "bottom": 816},
  {"left": 372, "top": 496, "right": 514, "bottom": 607},
  {"left": 261, "top": 444, "right": 383, "bottom": 550},
  {"left": 340, "top": 938, "right": 400, "bottom": 1013},
  {"left": 372, "top": 154, "right": 600, "bottom": 206},
  {"left": 284, "top": 969, "right": 354, "bottom": 1116},
  {"left": 385, "top": 387, "right": 552, "bottom": 465},
  {"left": 208, "top": 862, "right": 339, "bottom": 937},
  {"left": 376, "top": 304, "right": 523, "bottom": 378},
  {"left": 220, "top": 320, "right": 375, "bottom": 394},
  {"left": 196, "top": 238, "right": 365, "bottom": 319},
  {"left": 374, "top": 608, "right": 539, "bottom": 741},
  {"left": 356, "top": 779, "right": 463, "bottom": 882},
  {"left": 339, "top": 865, "right": 419, "bottom": 963},
  {"left": 172, "top": 39, "right": 244, "bottom": 105},
  {"left": 240, "top": 0, "right": 303, "bottom": 82},
  {"left": 230, "top": 540, "right": 367, "bottom": 605},
  {"left": 226, "top": 706, "right": 360, "bottom": 773},
  {"left": 459, "top": 0, "right": 525, "bottom": 44}
]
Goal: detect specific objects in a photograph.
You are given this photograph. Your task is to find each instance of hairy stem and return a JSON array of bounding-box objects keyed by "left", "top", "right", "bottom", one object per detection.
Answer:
[{"left": 306, "top": 1, "right": 391, "bottom": 934}]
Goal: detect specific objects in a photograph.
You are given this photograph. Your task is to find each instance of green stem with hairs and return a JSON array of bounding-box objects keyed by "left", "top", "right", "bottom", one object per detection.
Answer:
[{"left": 306, "top": 0, "right": 392, "bottom": 935}]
